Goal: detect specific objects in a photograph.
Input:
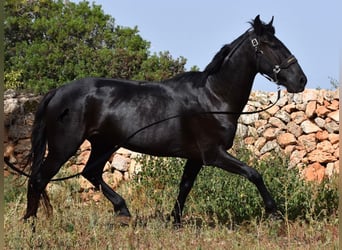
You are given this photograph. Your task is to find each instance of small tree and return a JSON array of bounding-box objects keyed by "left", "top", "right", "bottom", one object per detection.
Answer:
[{"left": 5, "top": 0, "right": 187, "bottom": 92}]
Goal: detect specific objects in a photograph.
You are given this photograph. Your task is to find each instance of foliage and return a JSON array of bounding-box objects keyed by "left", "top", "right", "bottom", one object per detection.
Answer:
[
  {"left": 4, "top": 70, "right": 24, "bottom": 90},
  {"left": 134, "top": 51, "right": 187, "bottom": 81},
  {"left": 5, "top": 0, "right": 187, "bottom": 93},
  {"left": 328, "top": 77, "right": 339, "bottom": 90},
  {"left": 131, "top": 145, "right": 338, "bottom": 225}
]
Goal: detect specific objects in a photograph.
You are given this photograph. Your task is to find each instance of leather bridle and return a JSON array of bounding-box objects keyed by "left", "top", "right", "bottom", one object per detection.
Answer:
[{"left": 250, "top": 37, "right": 298, "bottom": 83}]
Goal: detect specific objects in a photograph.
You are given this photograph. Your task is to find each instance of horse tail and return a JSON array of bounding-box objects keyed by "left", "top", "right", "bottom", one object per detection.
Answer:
[
  {"left": 27, "top": 88, "right": 57, "bottom": 216},
  {"left": 28, "top": 89, "right": 56, "bottom": 175}
]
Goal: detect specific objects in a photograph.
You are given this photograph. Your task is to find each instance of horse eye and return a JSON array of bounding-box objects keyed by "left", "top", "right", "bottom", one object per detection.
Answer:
[{"left": 262, "top": 41, "right": 277, "bottom": 49}]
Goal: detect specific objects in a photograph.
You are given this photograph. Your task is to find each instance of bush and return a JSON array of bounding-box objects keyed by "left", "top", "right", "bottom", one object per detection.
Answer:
[
  {"left": 129, "top": 145, "right": 338, "bottom": 225},
  {"left": 4, "top": 70, "right": 24, "bottom": 90},
  {"left": 5, "top": 0, "right": 187, "bottom": 93}
]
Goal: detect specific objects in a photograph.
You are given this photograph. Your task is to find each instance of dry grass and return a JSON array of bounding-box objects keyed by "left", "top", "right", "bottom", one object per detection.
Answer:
[{"left": 4, "top": 174, "right": 338, "bottom": 250}]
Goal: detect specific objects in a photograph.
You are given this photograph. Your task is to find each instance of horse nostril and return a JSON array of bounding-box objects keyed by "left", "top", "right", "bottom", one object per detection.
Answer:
[{"left": 300, "top": 75, "right": 307, "bottom": 87}]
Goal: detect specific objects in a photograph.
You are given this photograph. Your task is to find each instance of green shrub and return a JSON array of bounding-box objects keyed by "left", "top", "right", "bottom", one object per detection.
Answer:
[
  {"left": 130, "top": 145, "right": 338, "bottom": 225},
  {"left": 4, "top": 70, "right": 24, "bottom": 90}
]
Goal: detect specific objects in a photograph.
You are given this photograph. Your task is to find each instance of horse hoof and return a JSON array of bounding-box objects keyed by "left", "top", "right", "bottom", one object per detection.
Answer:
[
  {"left": 173, "top": 222, "right": 183, "bottom": 230},
  {"left": 267, "top": 211, "right": 283, "bottom": 221},
  {"left": 116, "top": 215, "right": 131, "bottom": 226}
]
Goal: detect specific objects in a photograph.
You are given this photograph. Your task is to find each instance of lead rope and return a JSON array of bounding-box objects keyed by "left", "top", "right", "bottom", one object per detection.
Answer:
[{"left": 4, "top": 87, "right": 281, "bottom": 182}]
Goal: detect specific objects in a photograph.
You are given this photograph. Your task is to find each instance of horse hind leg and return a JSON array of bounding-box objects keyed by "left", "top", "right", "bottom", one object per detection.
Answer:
[
  {"left": 81, "top": 143, "right": 131, "bottom": 222},
  {"left": 24, "top": 145, "right": 81, "bottom": 220}
]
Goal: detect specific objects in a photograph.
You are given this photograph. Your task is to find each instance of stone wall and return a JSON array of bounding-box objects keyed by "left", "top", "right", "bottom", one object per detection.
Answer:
[
  {"left": 3, "top": 88, "right": 339, "bottom": 190},
  {"left": 236, "top": 89, "right": 339, "bottom": 182}
]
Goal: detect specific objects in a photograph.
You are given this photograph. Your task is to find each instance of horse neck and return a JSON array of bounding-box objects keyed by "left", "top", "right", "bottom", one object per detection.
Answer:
[{"left": 205, "top": 42, "right": 257, "bottom": 112}]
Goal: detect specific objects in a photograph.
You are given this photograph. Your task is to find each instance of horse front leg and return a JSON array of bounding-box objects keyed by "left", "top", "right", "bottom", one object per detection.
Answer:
[
  {"left": 171, "top": 160, "right": 202, "bottom": 226},
  {"left": 209, "top": 147, "right": 277, "bottom": 216},
  {"left": 81, "top": 143, "right": 131, "bottom": 224}
]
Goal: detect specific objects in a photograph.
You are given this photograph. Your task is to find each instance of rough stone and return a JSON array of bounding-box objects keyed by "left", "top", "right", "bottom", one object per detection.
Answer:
[
  {"left": 111, "top": 154, "right": 130, "bottom": 172},
  {"left": 269, "top": 117, "right": 286, "bottom": 129},
  {"left": 316, "top": 141, "right": 334, "bottom": 153},
  {"left": 259, "top": 112, "right": 271, "bottom": 120},
  {"left": 277, "top": 133, "right": 297, "bottom": 148},
  {"left": 112, "top": 170, "right": 124, "bottom": 188},
  {"left": 307, "top": 150, "right": 337, "bottom": 163},
  {"left": 4, "top": 98, "right": 19, "bottom": 114},
  {"left": 314, "top": 117, "right": 326, "bottom": 128},
  {"left": 244, "top": 137, "right": 255, "bottom": 145},
  {"left": 302, "top": 162, "right": 325, "bottom": 183},
  {"left": 76, "top": 151, "right": 90, "bottom": 165},
  {"left": 334, "top": 148, "right": 339, "bottom": 158},
  {"left": 301, "top": 120, "right": 322, "bottom": 134},
  {"left": 290, "top": 111, "right": 307, "bottom": 124},
  {"left": 266, "top": 105, "right": 280, "bottom": 115},
  {"left": 255, "top": 137, "right": 267, "bottom": 150},
  {"left": 247, "top": 126, "right": 258, "bottom": 137},
  {"left": 315, "top": 130, "right": 329, "bottom": 141},
  {"left": 327, "top": 100, "right": 339, "bottom": 111},
  {"left": 275, "top": 110, "right": 291, "bottom": 123},
  {"left": 256, "top": 124, "right": 271, "bottom": 135},
  {"left": 289, "top": 150, "right": 307, "bottom": 168},
  {"left": 324, "top": 121, "right": 339, "bottom": 133},
  {"left": 298, "top": 134, "right": 316, "bottom": 152},
  {"left": 236, "top": 124, "right": 248, "bottom": 138},
  {"left": 276, "top": 93, "right": 289, "bottom": 106},
  {"left": 305, "top": 100, "right": 316, "bottom": 118},
  {"left": 283, "top": 102, "right": 296, "bottom": 113},
  {"left": 260, "top": 140, "right": 278, "bottom": 154},
  {"left": 334, "top": 161, "right": 339, "bottom": 174},
  {"left": 80, "top": 140, "right": 91, "bottom": 152},
  {"left": 288, "top": 92, "right": 303, "bottom": 104},
  {"left": 239, "top": 112, "right": 259, "bottom": 125},
  {"left": 295, "top": 103, "right": 307, "bottom": 111},
  {"left": 4, "top": 143, "right": 16, "bottom": 164},
  {"left": 286, "top": 121, "right": 302, "bottom": 138},
  {"left": 284, "top": 145, "right": 296, "bottom": 155},
  {"left": 325, "top": 163, "right": 335, "bottom": 178},
  {"left": 116, "top": 148, "right": 133, "bottom": 156},
  {"left": 263, "top": 128, "right": 279, "bottom": 140},
  {"left": 327, "top": 110, "right": 339, "bottom": 122},
  {"left": 316, "top": 105, "right": 330, "bottom": 117},
  {"left": 328, "top": 134, "right": 339, "bottom": 144},
  {"left": 254, "top": 119, "right": 267, "bottom": 128},
  {"left": 4, "top": 89, "right": 17, "bottom": 99},
  {"left": 302, "top": 89, "right": 318, "bottom": 102}
]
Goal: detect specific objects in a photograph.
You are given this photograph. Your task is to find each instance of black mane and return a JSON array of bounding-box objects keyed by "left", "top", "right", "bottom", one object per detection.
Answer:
[
  {"left": 204, "top": 44, "right": 232, "bottom": 76},
  {"left": 203, "top": 30, "right": 251, "bottom": 77}
]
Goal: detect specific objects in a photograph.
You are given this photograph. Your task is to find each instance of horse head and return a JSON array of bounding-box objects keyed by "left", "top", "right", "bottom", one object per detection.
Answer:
[{"left": 251, "top": 15, "right": 307, "bottom": 93}]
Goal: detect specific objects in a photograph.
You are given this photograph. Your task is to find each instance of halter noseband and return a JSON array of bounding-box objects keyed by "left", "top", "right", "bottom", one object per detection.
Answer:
[{"left": 251, "top": 37, "right": 297, "bottom": 83}]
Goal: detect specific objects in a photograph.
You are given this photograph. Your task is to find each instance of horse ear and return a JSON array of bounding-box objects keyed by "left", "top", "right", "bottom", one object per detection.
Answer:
[
  {"left": 253, "top": 15, "right": 263, "bottom": 36},
  {"left": 268, "top": 16, "right": 274, "bottom": 27},
  {"left": 267, "top": 16, "right": 275, "bottom": 35}
]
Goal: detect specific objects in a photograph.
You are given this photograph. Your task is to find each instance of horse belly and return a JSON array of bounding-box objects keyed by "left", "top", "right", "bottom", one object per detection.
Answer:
[{"left": 119, "top": 123, "right": 187, "bottom": 157}]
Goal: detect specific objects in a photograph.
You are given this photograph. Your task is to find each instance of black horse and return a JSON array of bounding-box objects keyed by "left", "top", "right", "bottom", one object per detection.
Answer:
[{"left": 22, "top": 15, "right": 306, "bottom": 225}]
